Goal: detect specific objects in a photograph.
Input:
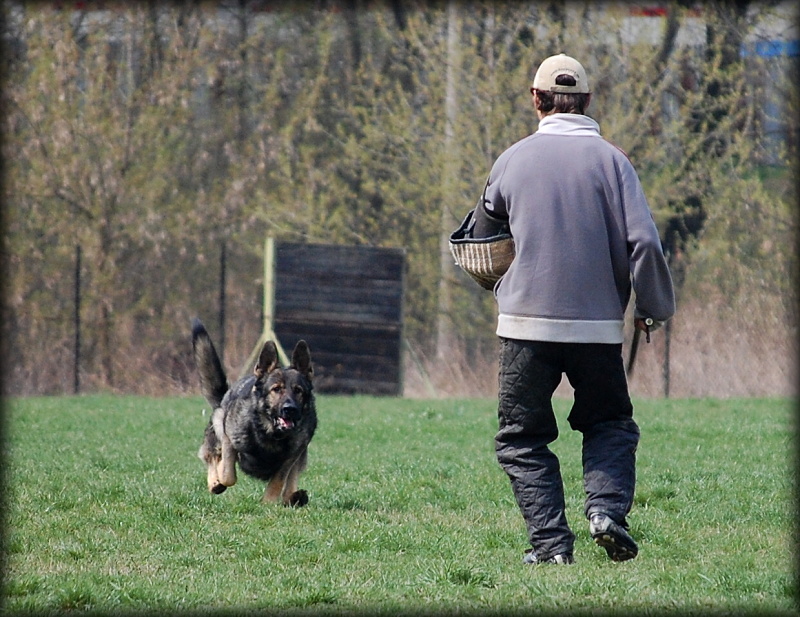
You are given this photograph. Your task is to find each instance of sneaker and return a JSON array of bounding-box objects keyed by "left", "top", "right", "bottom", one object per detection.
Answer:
[
  {"left": 522, "top": 549, "right": 574, "bottom": 565},
  {"left": 589, "top": 512, "right": 638, "bottom": 562}
]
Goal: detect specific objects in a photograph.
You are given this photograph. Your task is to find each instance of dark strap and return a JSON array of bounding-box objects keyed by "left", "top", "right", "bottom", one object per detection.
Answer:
[{"left": 473, "top": 177, "right": 510, "bottom": 238}]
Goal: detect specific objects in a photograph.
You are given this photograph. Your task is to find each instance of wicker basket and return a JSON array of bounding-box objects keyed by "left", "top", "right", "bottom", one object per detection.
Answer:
[{"left": 449, "top": 209, "right": 515, "bottom": 290}]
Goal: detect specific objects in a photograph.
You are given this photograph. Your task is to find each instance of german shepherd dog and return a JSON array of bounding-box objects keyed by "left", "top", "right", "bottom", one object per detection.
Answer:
[{"left": 191, "top": 318, "right": 317, "bottom": 506}]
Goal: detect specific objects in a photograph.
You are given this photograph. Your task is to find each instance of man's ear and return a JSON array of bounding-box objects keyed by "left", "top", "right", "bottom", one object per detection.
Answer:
[{"left": 532, "top": 90, "right": 544, "bottom": 120}]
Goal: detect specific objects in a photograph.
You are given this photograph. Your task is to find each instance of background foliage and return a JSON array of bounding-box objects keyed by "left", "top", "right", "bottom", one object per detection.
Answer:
[{"left": 2, "top": 1, "right": 797, "bottom": 397}]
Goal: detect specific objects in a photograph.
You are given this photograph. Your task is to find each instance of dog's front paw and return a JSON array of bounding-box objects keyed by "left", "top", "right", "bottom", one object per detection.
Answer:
[{"left": 287, "top": 490, "right": 309, "bottom": 507}]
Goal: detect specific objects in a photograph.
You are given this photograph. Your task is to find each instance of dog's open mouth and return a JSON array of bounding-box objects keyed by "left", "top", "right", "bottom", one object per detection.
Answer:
[{"left": 276, "top": 417, "right": 295, "bottom": 431}]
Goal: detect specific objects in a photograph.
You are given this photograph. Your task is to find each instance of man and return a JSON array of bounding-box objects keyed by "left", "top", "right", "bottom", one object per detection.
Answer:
[{"left": 474, "top": 54, "right": 675, "bottom": 564}]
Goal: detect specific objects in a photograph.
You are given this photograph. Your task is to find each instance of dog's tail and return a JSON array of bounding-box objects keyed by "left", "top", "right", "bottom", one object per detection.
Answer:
[{"left": 191, "top": 318, "right": 228, "bottom": 409}]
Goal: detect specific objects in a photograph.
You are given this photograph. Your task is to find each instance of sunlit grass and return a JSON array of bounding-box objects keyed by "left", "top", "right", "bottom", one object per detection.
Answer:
[{"left": 2, "top": 395, "right": 795, "bottom": 614}]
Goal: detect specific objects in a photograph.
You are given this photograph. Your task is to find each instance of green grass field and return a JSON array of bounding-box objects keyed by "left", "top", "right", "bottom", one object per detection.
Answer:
[{"left": 2, "top": 395, "right": 796, "bottom": 615}]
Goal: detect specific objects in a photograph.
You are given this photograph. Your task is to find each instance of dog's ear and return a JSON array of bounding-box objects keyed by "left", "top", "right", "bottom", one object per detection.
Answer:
[
  {"left": 254, "top": 341, "right": 280, "bottom": 379},
  {"left": 291, "top": 340, "right": 313, "bottom": 380}
]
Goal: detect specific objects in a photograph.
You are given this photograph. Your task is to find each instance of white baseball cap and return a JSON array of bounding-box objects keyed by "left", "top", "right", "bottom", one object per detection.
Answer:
[{"left": 532, "top": 53, "right": 590, "bottom": 94}]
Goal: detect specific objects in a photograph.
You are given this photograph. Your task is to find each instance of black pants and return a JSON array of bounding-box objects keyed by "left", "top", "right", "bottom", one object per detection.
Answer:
[{"left": 494, "top": 337, "right": 640, "bottom": 560}]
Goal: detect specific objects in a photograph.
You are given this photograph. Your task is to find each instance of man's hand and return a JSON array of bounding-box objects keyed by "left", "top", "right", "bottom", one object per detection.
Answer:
[
  {"left": 627, "top": 318, "right": 659, "bottom": 376},
  {"left": 634, "top": 317, "right": 663, "bottom": 343}
]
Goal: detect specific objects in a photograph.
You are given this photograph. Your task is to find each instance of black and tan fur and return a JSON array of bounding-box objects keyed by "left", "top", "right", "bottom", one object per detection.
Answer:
[{"left": 192, "top": 318, "right": 317, "bottom": 506}]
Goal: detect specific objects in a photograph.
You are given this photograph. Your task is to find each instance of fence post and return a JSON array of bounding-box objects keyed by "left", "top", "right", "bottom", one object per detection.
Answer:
[
  {"left": 263, "top": 237, "right": 289, "bottom": 366},
  {"left": 74, "top": 244, "right": 81, "bottom": 395},
  {"left": 218, "top": 240, "right": 227, "bottom": 365},
  {"left": 663, "top": 319, "right": 672, "bottom": 398},
  {"left": 240, "top": 237, "right": 289, "bottom": 377}
]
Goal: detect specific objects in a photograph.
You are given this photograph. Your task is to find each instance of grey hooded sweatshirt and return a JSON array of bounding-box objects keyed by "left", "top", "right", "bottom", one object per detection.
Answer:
[{"left": 483, "top": 113, "right": 675, "bottom": 344}]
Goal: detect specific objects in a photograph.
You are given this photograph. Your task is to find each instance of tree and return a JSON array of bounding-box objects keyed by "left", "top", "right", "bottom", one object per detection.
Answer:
[
  {"left": 4, "top": 5, "right": 205, "bottom": 389},
  {"left": 435, "top": 0, "right": 461, "bottom": 360},
  {"left": 2, "top": 1, "right": 795, "bottom": 396}
]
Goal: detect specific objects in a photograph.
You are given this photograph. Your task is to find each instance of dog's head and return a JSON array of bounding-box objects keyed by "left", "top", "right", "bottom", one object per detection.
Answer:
[{"left": 253, "top": 340, "right": 314, "bottom": 437}]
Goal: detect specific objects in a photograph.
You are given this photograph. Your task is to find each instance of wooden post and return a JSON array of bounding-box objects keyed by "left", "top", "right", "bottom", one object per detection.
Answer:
[
  {"left": 74, "top": 244, "right": 81, "bottom": 395},
  {"left": 663, "top": 318, "right": 672, "bottom": 399},
  {"left": 241, "top": 237, "right": 289, "bottom": 377},
  {"left": 218, "top": 240, "right": 227, "bottom": 365},
  {"left": 263, "top": 237, "right": 276, "bottom": 342}
]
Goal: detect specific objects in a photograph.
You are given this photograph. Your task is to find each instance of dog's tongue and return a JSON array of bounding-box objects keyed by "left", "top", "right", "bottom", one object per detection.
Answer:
[{"left": 277, "top": 417, "right": 294, "bottom": 430}]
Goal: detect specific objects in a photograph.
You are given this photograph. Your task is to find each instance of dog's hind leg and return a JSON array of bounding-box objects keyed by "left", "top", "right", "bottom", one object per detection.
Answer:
[
  {"left": 262, "top": 473, "right": 285, "bottom": 504},
  {"left": 284, "top": 447, "right": 309, "bottom": 506},
  {"left": 263, "top": 447, "right": 309, "bottom": 507},
  {"left": 199, "top": 425, "right": 227, "bottom": 494},
  {"left": 206, "top": 459, "right": 226, "bottom": 494},
  {"left": 218, "top": 435, "right": 238, "bottom": 487},
  {"left": 211, "top": 408, "right": 237, "bottom": 487}
]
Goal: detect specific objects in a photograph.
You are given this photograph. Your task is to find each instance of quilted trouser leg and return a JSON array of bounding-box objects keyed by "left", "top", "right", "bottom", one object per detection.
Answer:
[
  {"left": 494, "top": 338, "right": 575, "bottom": 560},
  {"left": 581, "top": 419, "right": 640, "bottom": 523},
  {"left": 562, "top": 342, "right": 639, "bottom": 525}
]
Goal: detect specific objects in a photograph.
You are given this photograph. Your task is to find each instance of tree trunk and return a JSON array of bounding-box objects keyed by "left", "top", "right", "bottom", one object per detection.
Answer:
[{"left": 436, "top": 0, "right": 460, "bottom": 361}]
